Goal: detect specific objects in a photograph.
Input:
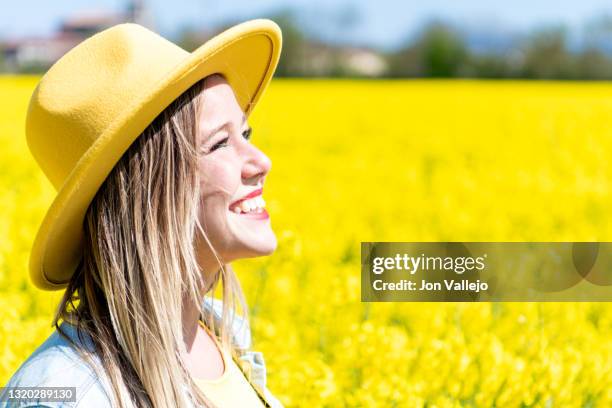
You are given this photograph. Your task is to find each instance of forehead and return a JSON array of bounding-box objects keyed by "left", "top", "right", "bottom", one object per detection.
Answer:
[{"left": 198, "top": 77, "right": 245, "bottom": 139}]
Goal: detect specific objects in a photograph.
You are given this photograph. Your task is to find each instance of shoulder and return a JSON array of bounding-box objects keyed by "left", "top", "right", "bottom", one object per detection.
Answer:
[{"left": 1, "top": 322, "right": 112, "bottom": 408}]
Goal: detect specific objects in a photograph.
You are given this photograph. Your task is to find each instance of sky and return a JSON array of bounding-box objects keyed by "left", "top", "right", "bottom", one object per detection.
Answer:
[{"left": 2, "top": 0, "right": 612, "bottom": 51}]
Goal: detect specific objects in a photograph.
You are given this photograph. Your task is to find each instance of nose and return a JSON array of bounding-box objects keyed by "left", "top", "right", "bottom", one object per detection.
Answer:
[{"left": 240, "top": 140, "right": 271, "bottom": 185}]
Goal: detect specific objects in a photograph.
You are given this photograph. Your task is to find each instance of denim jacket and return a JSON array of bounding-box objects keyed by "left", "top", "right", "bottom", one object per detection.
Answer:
[{"left": 1, "top": 297, "right": 283, "bottom": 408}]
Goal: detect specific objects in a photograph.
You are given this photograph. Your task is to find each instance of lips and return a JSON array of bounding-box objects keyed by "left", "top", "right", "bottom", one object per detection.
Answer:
[{"left": 229, "top": 187, "right": 263, "bottom": 209}]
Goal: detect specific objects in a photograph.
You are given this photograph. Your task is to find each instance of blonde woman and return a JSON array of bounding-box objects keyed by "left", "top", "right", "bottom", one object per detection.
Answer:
[{"left": 2, "top": 19, "right": 283, "bottom": 408}]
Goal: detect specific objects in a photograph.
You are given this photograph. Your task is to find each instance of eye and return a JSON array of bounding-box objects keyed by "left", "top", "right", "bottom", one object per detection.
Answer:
[
  {"left": 209, "top": 136, "right": 230, "bottom": 152},
  {"left": 242, "top": 127, "right": 252, "bottom": 141},
  {"left": 206, "top": 127, "right": 251, "bottom": 153}
]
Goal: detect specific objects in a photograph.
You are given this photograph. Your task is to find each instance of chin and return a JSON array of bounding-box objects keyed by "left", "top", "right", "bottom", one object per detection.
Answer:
[
  {"left": 250, "top": 241, "right": 278, "bottom": 257},
  {"left": 260, "top": 239, "right": 278, "bottom": 255},
  {"left": 238, "top": 237, "right": 278, "bottom": 259}
]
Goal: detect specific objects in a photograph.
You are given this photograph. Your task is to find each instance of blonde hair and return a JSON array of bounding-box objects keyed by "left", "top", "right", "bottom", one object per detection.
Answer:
[{"left": 52, "top": 73, "right": 249, "bottom": 407}]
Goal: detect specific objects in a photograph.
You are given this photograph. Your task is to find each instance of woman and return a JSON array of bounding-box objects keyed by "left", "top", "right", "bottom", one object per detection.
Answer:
[{"left": 2, "top": 19, "right": 283, "bottom": 408}]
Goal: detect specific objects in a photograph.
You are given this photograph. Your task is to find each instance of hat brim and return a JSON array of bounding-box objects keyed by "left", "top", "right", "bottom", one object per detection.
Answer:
[{"left": 29, "top": 19, "right": 282, "bottom": 290}]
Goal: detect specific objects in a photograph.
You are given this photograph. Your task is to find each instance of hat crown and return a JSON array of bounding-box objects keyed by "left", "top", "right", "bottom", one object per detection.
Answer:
[{"left": 26, "top": 23, "right": 189, "bottom": 190}]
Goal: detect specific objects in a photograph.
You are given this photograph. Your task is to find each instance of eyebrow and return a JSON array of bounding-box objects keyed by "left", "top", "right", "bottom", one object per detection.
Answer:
[{"left": 204, "top": 114, "right": 248, "bottom": 142}]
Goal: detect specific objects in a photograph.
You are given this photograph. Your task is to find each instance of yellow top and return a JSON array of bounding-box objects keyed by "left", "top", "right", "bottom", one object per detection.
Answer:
[{"left": 194, "top": 320, "right": 267, "bottom": 407}]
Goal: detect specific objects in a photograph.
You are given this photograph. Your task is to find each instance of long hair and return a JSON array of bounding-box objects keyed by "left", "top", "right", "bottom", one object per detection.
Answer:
[{"left": 51, "top": 73, "right": 249, "bottom": 407}]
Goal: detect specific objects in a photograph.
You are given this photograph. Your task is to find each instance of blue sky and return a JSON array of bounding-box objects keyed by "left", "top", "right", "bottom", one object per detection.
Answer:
[{"left": 2, "top": 1, "right": 612, "bottom": 50}]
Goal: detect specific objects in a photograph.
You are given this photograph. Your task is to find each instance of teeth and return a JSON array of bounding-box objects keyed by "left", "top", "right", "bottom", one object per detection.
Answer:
[{"left": 232, "top": 195, "right": 266, "bottom": 214}]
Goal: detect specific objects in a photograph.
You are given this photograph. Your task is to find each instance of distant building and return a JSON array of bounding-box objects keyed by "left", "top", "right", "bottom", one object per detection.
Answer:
[
  {"left": 341, "top": 47, "right": 388, "bottom": 77},
  {"left": 1, "top": 0, "right": 154, "bottom": 73},
  {"left": 296, "top": 40, "right": 387, "bottom": 77}
]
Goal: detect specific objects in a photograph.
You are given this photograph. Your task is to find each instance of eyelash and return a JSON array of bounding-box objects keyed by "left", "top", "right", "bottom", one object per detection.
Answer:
[{"left": 209, "top": 128, "right": 252, "bottom": 152}]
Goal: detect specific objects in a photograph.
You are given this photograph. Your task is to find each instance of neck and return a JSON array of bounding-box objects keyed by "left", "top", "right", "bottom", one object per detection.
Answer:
[
  {"left": 182, "top": 246, "right": 222, "bottom": 353},
  {"left": 181, "top": 295, "right": 202, "bottom": 353}
]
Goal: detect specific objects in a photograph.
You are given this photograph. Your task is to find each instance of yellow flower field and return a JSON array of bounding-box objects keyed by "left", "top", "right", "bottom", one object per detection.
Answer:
[{"left": 1, "top": 76, "right": 611, "bottom": 407}]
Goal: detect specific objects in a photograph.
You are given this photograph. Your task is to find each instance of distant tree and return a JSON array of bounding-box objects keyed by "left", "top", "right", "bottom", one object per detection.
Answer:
[
  {"left": 578, "top": 15, "right": 612, "bottom": 79},
  {"left": 464, "top": 54, "right": 513, "bottom": 78},
  {"left": 521, "top": 26, "right": 576, "bottom": 79},
  {"left": 386, "top": 20, "right": 468, "bottom": 78},
  {"left": 583, "top": 14, "right": 612, "bottom": 54},
  {"left": 575, "top": 48, "right": 612, "bottom": 79},
  {"left": 418, "top": 21, "right": 468, "bottom": 77},
  {"left": 177, "top": 10, "right": 612, "bottom": 80},
  {"left": 17, "top": 61, "right": 49, "bottom": 74},
  {"left": 174, "top": 9, "right": 307, "bottom": 77},
  {"left": 385, "top": 44, "right": 423, "bottom": 77},
  {"left": 175, "top": 25, "right": 208, "bottom": 52},
  {"left": 265, "top": 8, "right": 309, "bottom": 77}
]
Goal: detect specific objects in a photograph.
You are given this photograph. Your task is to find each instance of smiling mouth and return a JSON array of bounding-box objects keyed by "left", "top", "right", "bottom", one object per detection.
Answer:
[{"left": 229, "top": 194, "right": 266, "bottom": 214}]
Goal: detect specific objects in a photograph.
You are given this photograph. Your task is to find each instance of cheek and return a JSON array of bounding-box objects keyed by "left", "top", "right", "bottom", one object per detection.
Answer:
[{"left": 198, "top": 156, "right": 241, "bottom": 199}]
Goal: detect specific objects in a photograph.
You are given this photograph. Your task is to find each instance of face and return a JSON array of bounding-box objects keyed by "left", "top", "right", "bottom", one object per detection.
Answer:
[{"left": 194, "top": 74, "right": 277, "bottom": 266}]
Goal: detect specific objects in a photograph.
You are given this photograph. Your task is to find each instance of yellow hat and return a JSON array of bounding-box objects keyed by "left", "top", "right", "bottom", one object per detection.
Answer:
[{"left": 26, "top": 19, "right": 283, "bottom": 290}]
